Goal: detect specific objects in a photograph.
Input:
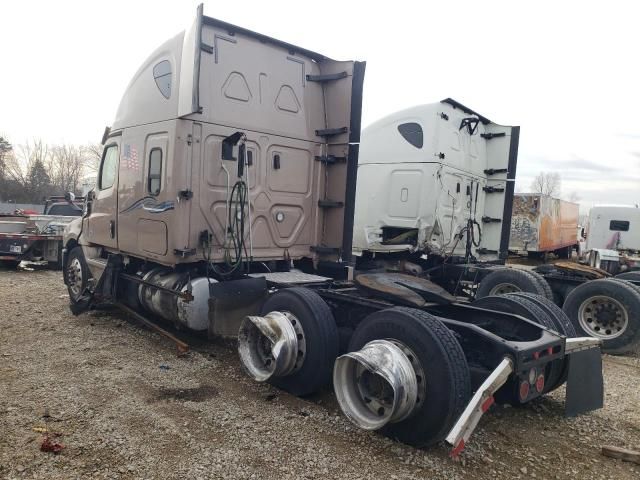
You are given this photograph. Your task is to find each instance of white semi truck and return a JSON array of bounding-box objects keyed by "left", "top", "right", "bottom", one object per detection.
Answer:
[
  {"left": 62, "top": 5, "right": 604, "bottom": 455},
  {"left": 582, "top": 205, "right": 640, "bottom": 274},
  {"left": 352, "top": 103, "right": 640, "bottom": 354}
]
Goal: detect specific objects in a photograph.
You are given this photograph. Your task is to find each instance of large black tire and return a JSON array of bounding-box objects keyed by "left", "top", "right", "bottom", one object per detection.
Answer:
[
  {"left": 615, "top": 271, "right": 640, "bottom": 282},
  {"left": 259, "top": 288, "right": 338, "bottom": 396},
  {"left": 347, "top": 307, "right": 470, "bottom": 447},
  {"left": 523, "top": 270, "right": 554, "bottom": 301},
  {"left": 507, "top": 292, "right": 577, "bottom": 337},
  {"left": 563, "top": 278, "right": 640, "bottom": 354},
  {"left": 65, "top": 247, "right": 91, "bottom": 304},
  {"left": 505, "top": 292, "right": 576, "bottom": 392},
  {"left": 476, "top": 268, "right": 550, "bottom": 299},
  {"left": 472, "top": 295, "right": 565, "bottom": 396}
]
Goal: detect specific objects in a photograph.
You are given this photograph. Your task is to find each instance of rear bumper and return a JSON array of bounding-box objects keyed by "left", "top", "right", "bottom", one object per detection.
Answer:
[{"left": 446, "top": 337, "right": 603, "bottom": 456}]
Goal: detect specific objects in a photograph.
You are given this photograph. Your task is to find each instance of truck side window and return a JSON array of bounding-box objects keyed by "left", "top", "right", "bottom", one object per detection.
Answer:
[
  {"left": 98, "top": 145, "right": 118, "bottom": 190},
  {"left": 397, "top": 122, "right": 423, "bottom": 149},
  {"left": 610, "top": 220, "right": 630, "bottom": 231},
  {"left": 148, "top": 148, "right": 162, "bottom": 196}
]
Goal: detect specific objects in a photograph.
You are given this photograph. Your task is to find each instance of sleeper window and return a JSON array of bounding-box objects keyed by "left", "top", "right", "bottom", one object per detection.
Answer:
[
  {"left": 397, "top": 122, "right": 424, "bottom": 149},
  {"left": 153, "top": 60, "right": 172, "bottom": 99},
  {"left": 148, "top": 148, "right": 162, "bottom": 196},
  {"left": 610, "top": 220, "right": 630, "bottom": 231},
  {"left": 98, "top": 145, "right": 118, "bottom": 190}
]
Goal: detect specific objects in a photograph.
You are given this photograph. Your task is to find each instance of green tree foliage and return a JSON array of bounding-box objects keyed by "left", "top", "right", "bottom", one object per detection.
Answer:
[
  {"left": 27, "top": 157, "right": 52, "bottom": 201},
  {"left": 0, "top": 136, "right": 12, "bottom": 180}
]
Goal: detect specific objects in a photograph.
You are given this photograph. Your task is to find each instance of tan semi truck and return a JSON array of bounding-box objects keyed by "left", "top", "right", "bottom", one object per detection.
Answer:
[{"left": 63, "top": 5, "right": 604, "bottom": 455}]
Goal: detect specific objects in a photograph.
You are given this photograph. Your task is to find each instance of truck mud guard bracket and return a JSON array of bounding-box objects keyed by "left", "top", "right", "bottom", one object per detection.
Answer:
[
  {"left": 482, "top": 186, "right": 505, "bottom": 194},
  {"left": 446, "top": 357, "right": 514, "bottom": 457}
]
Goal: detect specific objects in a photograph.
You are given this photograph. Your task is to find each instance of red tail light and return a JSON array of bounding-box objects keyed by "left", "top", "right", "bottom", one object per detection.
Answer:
[{"left": 519, "top": 381, "right": 530, "bottom": 401}]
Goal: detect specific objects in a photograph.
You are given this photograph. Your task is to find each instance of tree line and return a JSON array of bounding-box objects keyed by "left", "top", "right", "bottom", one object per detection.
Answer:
[{"left": 0, "top": 135, "right": 103, "bottom": 204}]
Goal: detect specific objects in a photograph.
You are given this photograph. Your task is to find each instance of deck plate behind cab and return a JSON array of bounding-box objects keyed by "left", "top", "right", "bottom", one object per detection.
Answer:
[{"left": 355, "top": 273, "right": 456, "bottom": 307}]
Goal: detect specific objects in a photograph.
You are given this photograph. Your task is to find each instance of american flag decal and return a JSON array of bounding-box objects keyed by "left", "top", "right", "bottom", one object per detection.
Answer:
[{"left": 122, "top": 144, "right": 139, "bottom": 170}]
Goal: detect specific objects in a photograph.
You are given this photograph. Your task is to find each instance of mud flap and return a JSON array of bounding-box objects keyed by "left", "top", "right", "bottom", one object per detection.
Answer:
[
  {"left": 208, "top": 277, "right": 268, "bottom": 338},
  {"left": 564, "top": 348, "right": 604, "bottom": 417}
]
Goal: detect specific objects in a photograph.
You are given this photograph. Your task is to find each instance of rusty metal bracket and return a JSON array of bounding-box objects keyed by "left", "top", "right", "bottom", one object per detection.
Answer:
[{"left": 117, "top": 303, "right": 189, "bottom": 356}]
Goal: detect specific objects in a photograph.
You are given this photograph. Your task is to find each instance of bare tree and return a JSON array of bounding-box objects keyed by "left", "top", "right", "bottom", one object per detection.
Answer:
[
  {"left": 6, "top": 139, "right": 50, "bottom": 187},
  {"left": 530, "top": 171, "right": 561, "bottom": 197},
  {"left": 2, "top": 139, "right": 103, "bottom": 202},
  {"left": 84, "top": 143, "right": 103, "bottom": 173},
  {"left": 48, "top": 144, "right": 87, "bottom": 194}
]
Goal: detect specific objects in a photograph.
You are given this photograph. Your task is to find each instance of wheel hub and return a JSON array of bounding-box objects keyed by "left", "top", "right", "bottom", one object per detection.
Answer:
[
  {"left": 489, "top": 282, "right": 522, "bottom": 296},
  {"left": 333, "top": 339, "right": 426, "bottom": 431},
  {"left": 578, "top": 295, "right": 629, "bottom": 339},
  {"left": 66, "top": 258, "right": 83, "bottom": 296},
  {"left": 238, "top": 311, "right": 306, "bottom": 382}
]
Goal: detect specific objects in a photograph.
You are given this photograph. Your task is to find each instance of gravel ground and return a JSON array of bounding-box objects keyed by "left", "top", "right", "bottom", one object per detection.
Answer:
[{"left": 1, "top": 269, "right": 639, "bottom": 480}]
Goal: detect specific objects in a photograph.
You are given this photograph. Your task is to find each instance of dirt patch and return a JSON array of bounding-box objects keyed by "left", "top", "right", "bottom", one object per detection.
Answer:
[{"left": 149, "top": 385, "right": 219, "bottom": 403}]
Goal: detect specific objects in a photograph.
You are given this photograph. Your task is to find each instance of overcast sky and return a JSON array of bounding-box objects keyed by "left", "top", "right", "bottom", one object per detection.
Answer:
[{"left": 2, "top": 0, "right": 639, "bottom": 211}]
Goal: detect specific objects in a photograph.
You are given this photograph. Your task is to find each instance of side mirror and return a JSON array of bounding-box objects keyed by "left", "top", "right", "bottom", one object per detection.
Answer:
[
  {"left": 64, "top": 191, "right": 76, "bottom": 202},
  {"left": 87, "top": 190, "right": 96, "bottom": 201}
]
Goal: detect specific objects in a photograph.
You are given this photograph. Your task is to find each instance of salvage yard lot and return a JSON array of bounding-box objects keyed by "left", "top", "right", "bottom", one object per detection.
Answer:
[{"left": 1, "top": 269, "right": 639, "bottom": 480}]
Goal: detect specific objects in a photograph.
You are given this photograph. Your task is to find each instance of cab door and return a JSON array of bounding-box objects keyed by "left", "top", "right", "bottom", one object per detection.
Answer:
[{"left": 87, "top": 140, "right": 120, "bottom": 248}]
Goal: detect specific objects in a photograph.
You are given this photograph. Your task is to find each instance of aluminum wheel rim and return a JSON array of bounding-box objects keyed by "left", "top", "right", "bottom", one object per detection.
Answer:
[
  {"left": 237, "top": 311, "right": 306, "bottom": 382},
  {"left": 333, "top": 339, "right": 426, "bottom": 430},
  {"left": 489, "top": 282, "right": 522, "bottom": 295},
  {"left": 578, "top": 295, "right": 629, "bottom": 339},
  {"left": 67, "top": 258, "right": 83, "bottom": 297}
]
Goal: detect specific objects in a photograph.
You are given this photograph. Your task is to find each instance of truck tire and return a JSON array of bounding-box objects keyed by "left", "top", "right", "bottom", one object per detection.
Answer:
[
  {"left": 562, "top": 278, "right": 640, "bottom": 354},
  {"left": 523, "top": 270, "right": 554, "bottom": 301},
  {"left": 507, "top": 292, "right": 577, "bottom": 337},
  {"left": 472, "top": 295, "right": 566, "bottom": 396},
  {"left": 259, "top": 287, "right": 338, "bottom": 396},
  {"left": 615, "top": 271, "right": 640, "bottom": 282},
  {"left": 65, "top": 247, "right": 90, "bottom": 304},
  {"left": 476, "top": 269, "right": 549, "bottom": 299},
  {"left": 505, "top": 292, "right": 576, "bottom": 392},
  {"left": 346, "top": 307, "right": 470, "bottom": 447}
]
